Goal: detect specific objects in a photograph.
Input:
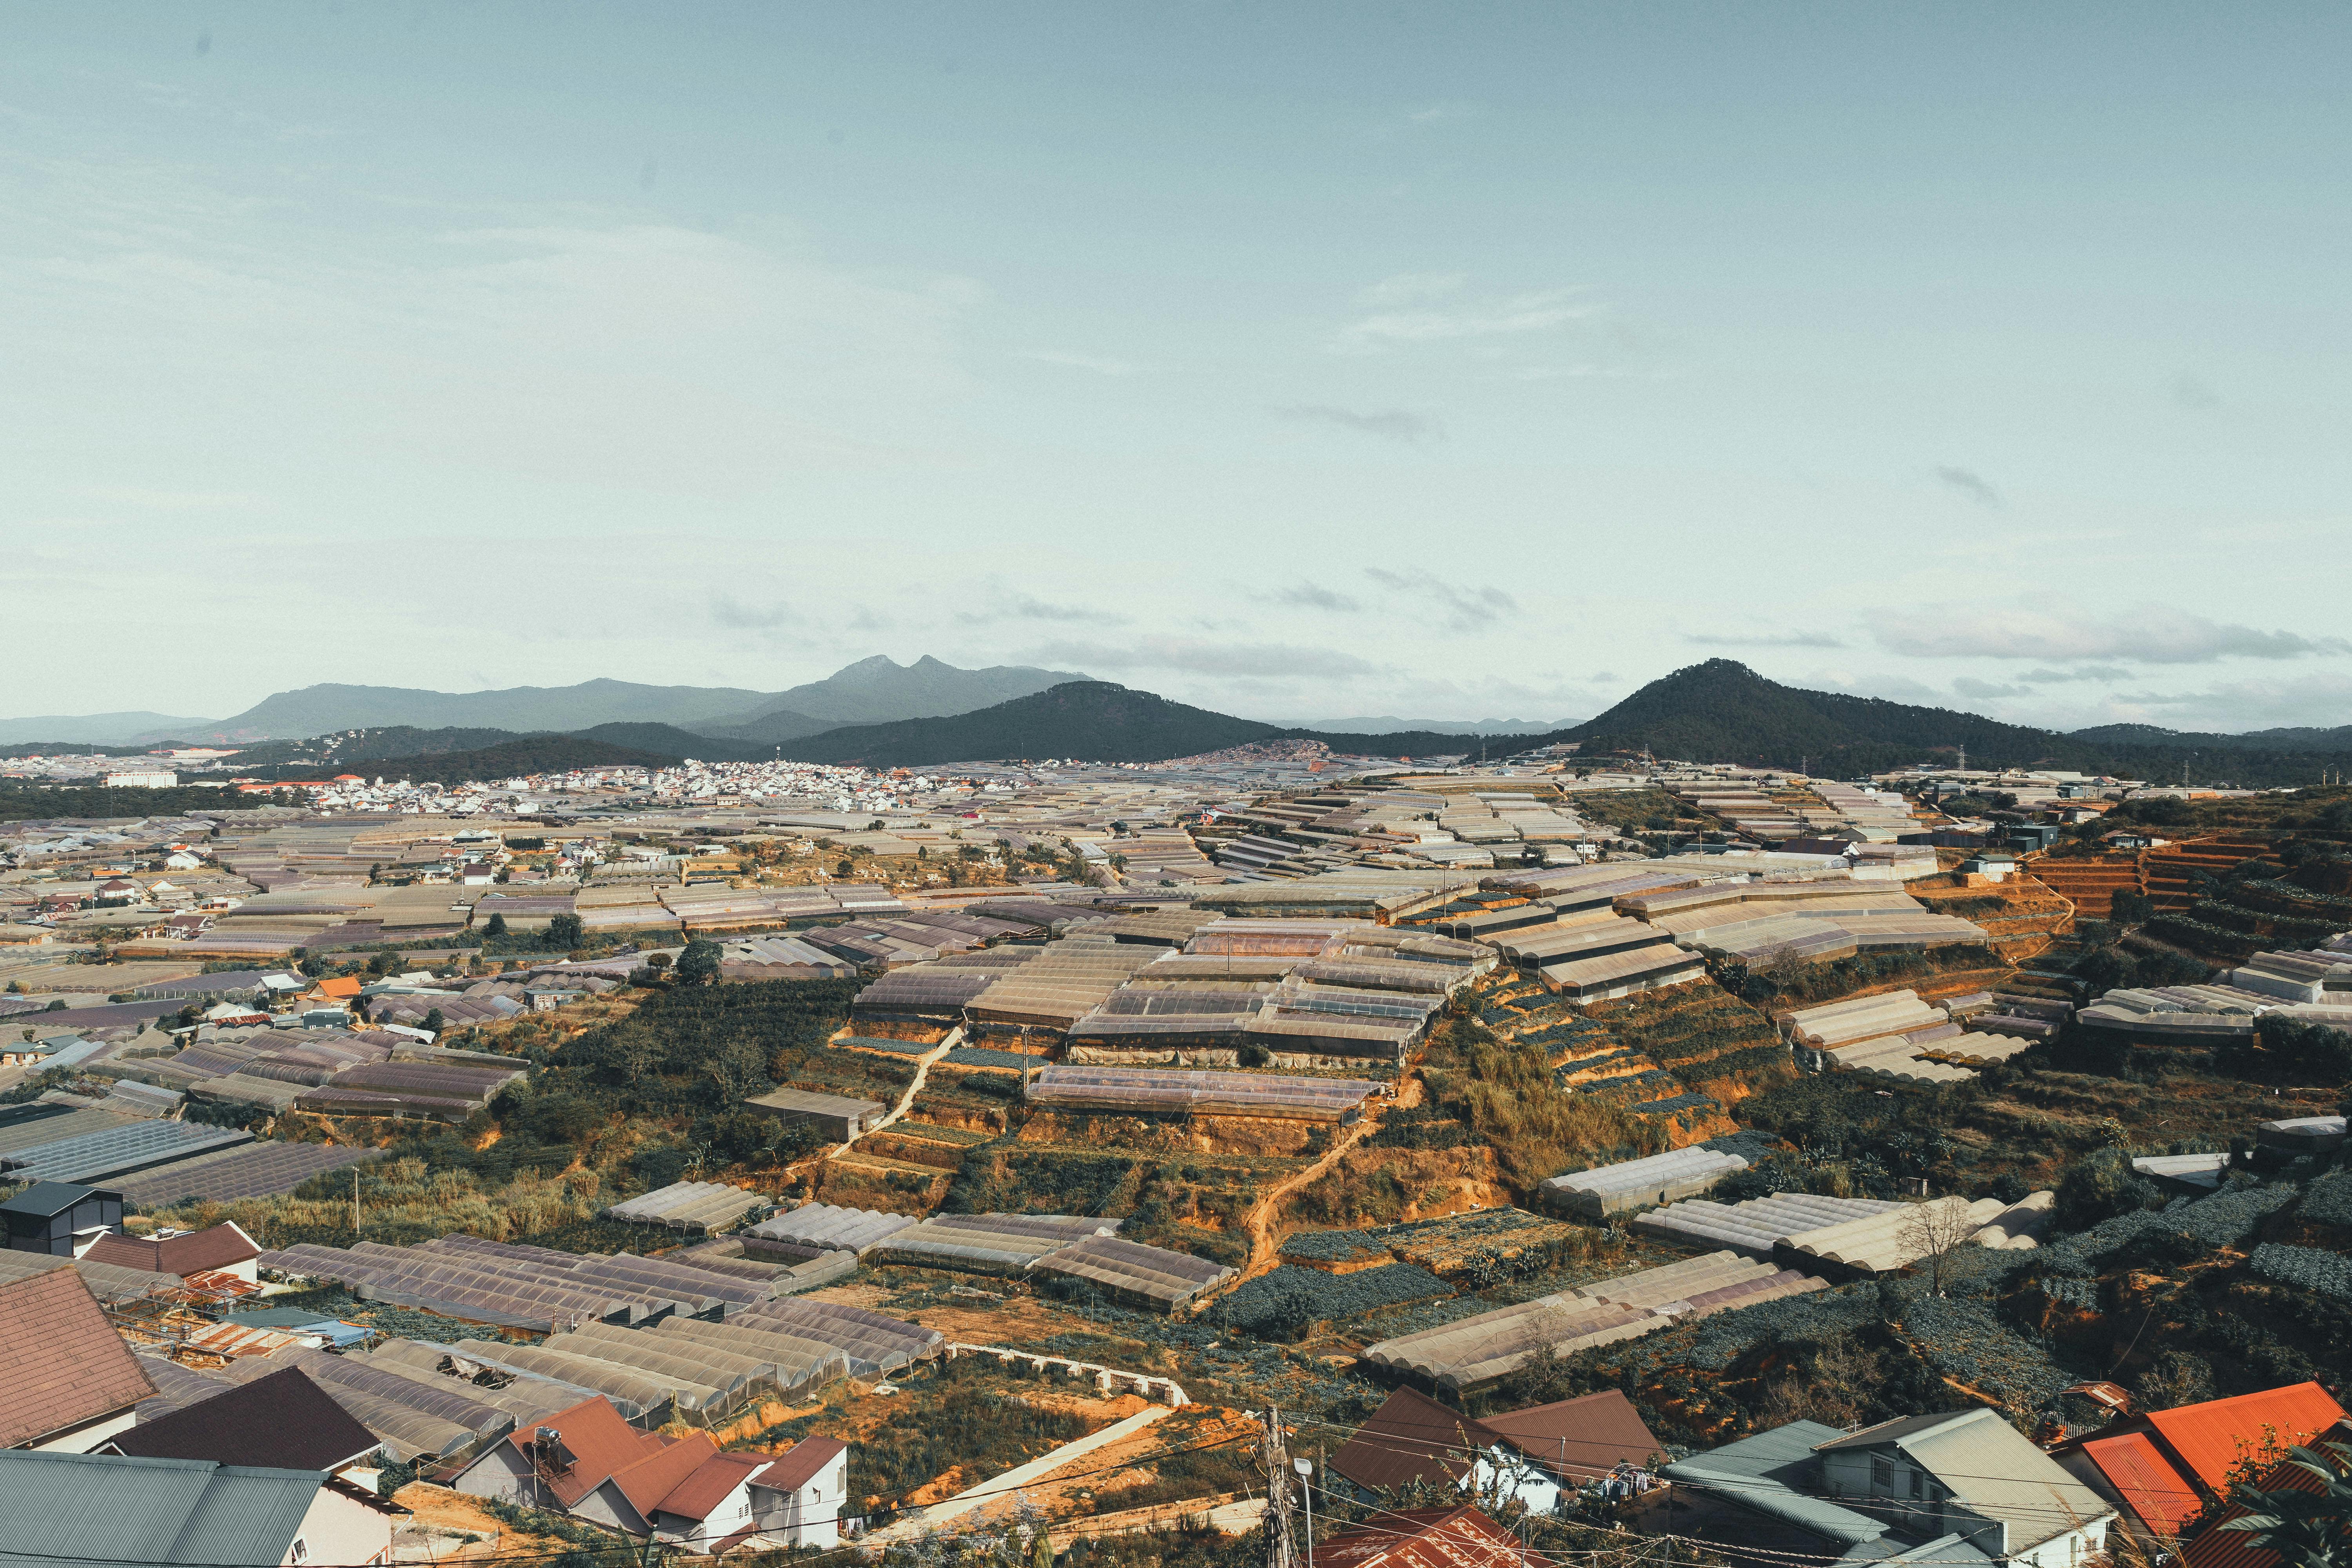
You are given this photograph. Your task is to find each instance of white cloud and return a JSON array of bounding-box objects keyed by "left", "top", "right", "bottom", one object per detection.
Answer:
[
  {"left": 1355, "top": 272, "right": 1466, "bottom": 307},
  {"left": 1338, "top": 287, "right": 1596, "bottom": 350},
  {"left": 1364, "top": 568, "right": 1517, "bottom": 632},
  {"left": 1022, "top": 638, "right": 1387, "bottom": 681},
  {"left": 1274, "top": 404, "right": 1442, "bottom": 443},
  {"left": 1876, "top": 602, "right": 2350, "bottom": 664},
  {"left": 1020, "top": 349, "right": 1142, "bottom": 376}
]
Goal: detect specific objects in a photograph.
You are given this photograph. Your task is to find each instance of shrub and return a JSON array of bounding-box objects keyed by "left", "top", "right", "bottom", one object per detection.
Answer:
[
  {"left": 2250, "top": 1243, "right": 2352, "bottom": 1302},
  {"left": 1212, "top": 1263, "right": 1447, "bottom": 1340},
  {"left": 2054, "top": 1147, "right": 2158, "bottom": 1231}
]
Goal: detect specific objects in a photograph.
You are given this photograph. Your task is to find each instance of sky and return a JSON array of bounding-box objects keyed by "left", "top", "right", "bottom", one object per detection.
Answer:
[{"left": 6, "top": 3, "right": 2351, "bottom": 733}]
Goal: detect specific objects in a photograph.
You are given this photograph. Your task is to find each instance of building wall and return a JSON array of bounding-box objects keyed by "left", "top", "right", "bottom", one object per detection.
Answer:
[
  {"left": 286, "top": 1486, "right": 395, "bottom": 1568},
  {"left": 26, "top": 1407, "right": 138, "bottom": 1454},
  {"left": 452, "top": 1446, "right": 534, "bottom": 1505}
]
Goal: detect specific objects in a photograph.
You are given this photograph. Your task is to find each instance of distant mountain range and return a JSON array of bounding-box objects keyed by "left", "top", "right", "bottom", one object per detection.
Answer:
[
  {"left": 0, "top": 711, "right": 215, "bottom": 746},
  {"left": 0, "top": 657, "right": 1091, "bottom": 746},
  {"left": 13, "top": 657, "right": 2351, "bottom": 787},
  {"left": 1293, "top": 716, "right": 1568, "bottom": 736}
]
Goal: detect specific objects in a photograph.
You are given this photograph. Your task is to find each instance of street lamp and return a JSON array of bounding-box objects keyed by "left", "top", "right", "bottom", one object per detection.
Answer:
[{"left": 1295, "top": 1457, "right": 1314, "bottom": 1568}]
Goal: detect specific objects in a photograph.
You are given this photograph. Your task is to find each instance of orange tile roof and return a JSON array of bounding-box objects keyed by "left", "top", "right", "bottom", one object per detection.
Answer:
[
  {"left": 0, "top": 1267, "right": 157, "bottom": 1449},
  {"left": 2081, "top": 1432, "right": 2202, "bottom": 1536},
  {"left": 314, "top": 977, "right": 363, "bottom": 1000},
  {"left": 2148, "top": 1383, "right": 2346, "bottom": 1492}
]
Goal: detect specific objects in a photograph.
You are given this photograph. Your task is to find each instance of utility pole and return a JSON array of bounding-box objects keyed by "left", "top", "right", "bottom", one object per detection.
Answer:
[
  {"left": 352, "top": 1166, "right": 361, "bottom": 1238},
  {"left": 1296, "top": 1454, "right": 1316, "bottom": 1568},
  {"left": 1264, "top": 1407, "right": 1298, "bottom": 1568}
]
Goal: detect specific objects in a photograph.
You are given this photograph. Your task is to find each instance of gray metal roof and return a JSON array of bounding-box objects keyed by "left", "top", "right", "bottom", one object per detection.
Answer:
[
  {"left": 0, "top": 1449, "right": 323, "bottom": 1567},
  {"left": 1662, "top": 1421, "right": 1890, "bottom": 1549}
]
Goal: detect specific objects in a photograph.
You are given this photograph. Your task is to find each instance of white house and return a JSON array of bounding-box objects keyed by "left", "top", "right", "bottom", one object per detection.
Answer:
[{"left": 1813, "top": 1409, "right": 2114, "bottom": 1568}]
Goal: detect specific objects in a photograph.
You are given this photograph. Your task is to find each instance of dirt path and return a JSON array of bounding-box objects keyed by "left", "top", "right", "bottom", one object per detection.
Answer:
[
  {"left": 1227, "top": 1069, "right": 1425, "bottom": 1288},
  {"left": 840, "top": 1026, "right": 962, "bottom": 1151}
]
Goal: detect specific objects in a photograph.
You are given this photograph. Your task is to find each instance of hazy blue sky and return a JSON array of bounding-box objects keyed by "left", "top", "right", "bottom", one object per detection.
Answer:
[{"left": 7, "top": 4, "right": 2350, "bottom": 731}]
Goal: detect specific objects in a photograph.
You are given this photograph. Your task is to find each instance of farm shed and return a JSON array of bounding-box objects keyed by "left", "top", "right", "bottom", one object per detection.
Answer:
[
  {"left": 742, "top": 1087, "right": 889, "bottom": 1141},
  {"left": 1031, "top": 1235, "right": 1236, "bottom": 1312},
  {"left": 1541, "top": 1146, "right": 1751, "bottom": 1220}
]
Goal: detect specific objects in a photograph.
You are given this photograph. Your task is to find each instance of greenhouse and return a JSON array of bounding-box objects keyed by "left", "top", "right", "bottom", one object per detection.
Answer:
[
  {"left": 1541, "top": 1145, "right": 1751, "bottom": 1220},
  {"left": 1364, "top": 1250, "right": 1828, "bottom": 1392},
  {"left": 867, "top": 1211, "right": 1120, "bottom": 1276},
  {"left": 744, "top": 1201, "right": 919, "bottom": 1256},
  {"left": 1031, "top": 1235, "right": 1236, "bottom": 1313},
  {"left": 604, "top": 1180, "right": 767, "bottom": 1232},
  {"left": 1028, "top": 1064, "right": 1378, "bottom": 1121},
  {"left": 0, "top": 1118, "right": 253, "bottom": 1185},
  {"left": 1631, "top": 1192, "right": 1902, "bottom": 1257}
]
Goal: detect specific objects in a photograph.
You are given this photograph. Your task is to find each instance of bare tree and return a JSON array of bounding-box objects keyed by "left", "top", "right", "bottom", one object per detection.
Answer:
[{"left": 1898, "top": 1196, "right": 1980, "bottom": 1296}]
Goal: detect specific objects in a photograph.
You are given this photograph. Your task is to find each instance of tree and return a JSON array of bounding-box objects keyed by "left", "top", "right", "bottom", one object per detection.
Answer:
[
  {"left": 706, "top": 1038, "right": 769, "bottom": 1104},
  {"left": 674, "top": 938, "right": 721, "bottom": 985},
  {"left": 1897, "top": 1196, "right": 1979, "bottom": 1296},
  {"left": 545, "top": 912, "right": 584, "bottom": 949},
  {"left": 2111, "top": 888, "right": 2156, "bottom": 925},
  {"left": 2216, "top": 1438, "right": 2352, "bottom": 1568},
  {"left": 483, "top": 912, "right": 508, "bottom": 939},
  {"left": 422, "top": 1008, "right": 445, "bottom": 1035}
]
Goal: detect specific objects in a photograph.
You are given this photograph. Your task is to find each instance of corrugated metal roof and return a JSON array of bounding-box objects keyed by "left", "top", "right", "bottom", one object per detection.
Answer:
[
  {"left": 2146, "top": 1382, "right": 2347, "bottom": 1492},
  {"left": 0, "top": 1449, "right": 321, "bottom": 1567},
  {"left": 2081, "top": 1432, "right": 2202, "bottom": 1536}
]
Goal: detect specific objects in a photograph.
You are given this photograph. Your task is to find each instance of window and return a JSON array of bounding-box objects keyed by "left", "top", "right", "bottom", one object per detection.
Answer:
[
  {"left": 1908, "top": 1469, "right": 1924, "bottom": 1499},
  {"left": 1871, "top": 1457, "right": 1892, "bottom": 1490},
  {"left": 290, "top": 1541, "right": 310, "bottom": 1565}
]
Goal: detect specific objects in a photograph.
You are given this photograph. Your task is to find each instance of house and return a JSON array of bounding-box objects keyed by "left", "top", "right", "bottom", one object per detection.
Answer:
[
  {"left": 0, "top": 1180, "right": 126, "bottom": 1256},
  {"left": 743, "top": 1087, "right": 889, "bottom": 1142},
  {"left": 453, "top": 1396, "right": 850, "bottom": 1549},
  {"left": 93, "top": 878, "right": 144, "bottom": 908},
  {"left": 163, "top": 850, "right": 205, "bottom": 871},
  {"left": 0, "top": 1447, "right": 401, "bottom": 1566},
  {"left": 1661, "top": 1410, "right": 2114, "bottom": 1568},
  {"left": 2054, "top": 1382, "right": 2347, "bottom": 1544},
  {"left": 83, "top": 1220, "right": 264, "bottom": 1283},
  {"left": 104, "top": 1365, "right": 382, "bottom": 1477},
  {"left": 298, "top": 976, "right": 364, "bottom": 1011},
  {"left": 166, "top": 912, "right": 211, "bottom": 938},
  {"left": 0, "top": 1266, "right": 156, "bottom": 1452},
  {"left": 1329, "top": 1387, "right": 1664, "bottom": 1515},
  {"left": 1314, "top": 1505, "right": 1557, "bottom": 1568},
  {"left": 0, "top": 1034, "right": 86, "bottom": 1068}
]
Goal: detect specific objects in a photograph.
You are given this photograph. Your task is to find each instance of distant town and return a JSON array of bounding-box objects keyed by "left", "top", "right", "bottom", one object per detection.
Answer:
[{"left": 3, "top": 655, "right": 2348, "bottom": 1568}]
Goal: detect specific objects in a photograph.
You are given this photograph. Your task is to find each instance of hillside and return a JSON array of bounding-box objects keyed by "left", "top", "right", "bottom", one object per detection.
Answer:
[
  {"left": 698, "top": 654, "right": 1088, "bottom": 733},
  {"left": 313, "top": 733, "right": 682, "bottom": 785},
  {"left": 779, "top": 682, "right": 1283, "bottom": 766},
  {"left": 196, "top": 679, "right": 778, "bottom": 741},
  {"left": 2075, "top": 720, "right": 2352, "bottom": 753},
  {"left": 1562, "top": 659, "right": 2102, "bottom": 772}
]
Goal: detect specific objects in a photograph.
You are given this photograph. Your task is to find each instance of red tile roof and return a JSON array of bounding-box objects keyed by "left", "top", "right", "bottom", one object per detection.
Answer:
[
  {"left": 609, "top": 1432, "right": 720, "bottom": 1520},
  {"left": 1476, "top": 1389, "right": 1665, "bottom": 1482},
  {"left": 82, "top": 1223, "right": 261, "bottom": 1279},
  {"left": 0, "top": 1267, "right": 157, "bottom": 1449},
  {"left": 656, "top": 1450, "right": 772, "bottom": 1522},
  {"left": 2148, "top": 1383, "right": 2346, "bottom": 1492},
  {"left": 501, "top": 1397, "right": 674, "bottom": 1509},
  {"left": 2081, "top": 1432, "right": 2203, "bottom": 1536},
  {"left": 1316, "top": 1506, "right": 1554, "bottom": 1568},
  {"left": 756, "top": 1436, "right": 847, "bottom": 1494},
  {"left": 1328, "top": 1388, "right": 1491, "bottom": 1494}
]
